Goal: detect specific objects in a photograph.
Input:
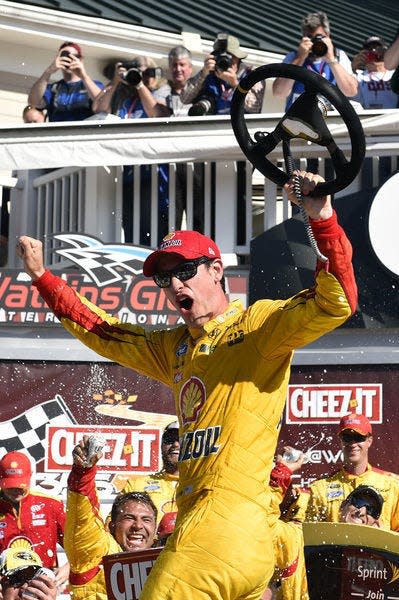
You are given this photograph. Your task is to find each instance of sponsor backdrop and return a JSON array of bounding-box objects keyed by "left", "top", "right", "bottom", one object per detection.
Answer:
[
  {"left": 1, "top": 361, "right": 398, "bottom": 505},
  {"left": 0, "top": 236, "right": 398, "bottom": 504}
]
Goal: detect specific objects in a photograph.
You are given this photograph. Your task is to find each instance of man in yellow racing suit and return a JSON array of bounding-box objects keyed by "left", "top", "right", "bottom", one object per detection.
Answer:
[
  {"left": 65, "top": 435, "right": 157, "bottom": 599},
  {"left": 19, "top": 172, "right": 357, "bottom": 600},
  {"left": 266, "top": 456, "right": 309, "bottom": 600},
  {"left": 289, "top": 413, "right": 399, "bottom": 530}
]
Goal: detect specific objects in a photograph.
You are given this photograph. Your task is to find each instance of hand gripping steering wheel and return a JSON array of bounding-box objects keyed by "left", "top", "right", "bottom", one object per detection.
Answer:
[{"left": 230, "top": 63, "right": 365, "bottom": 197}]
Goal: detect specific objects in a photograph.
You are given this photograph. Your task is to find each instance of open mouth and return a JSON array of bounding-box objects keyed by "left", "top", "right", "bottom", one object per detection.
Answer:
[{"left": 179, "top": 298, "right": 193, "bottom": 311}]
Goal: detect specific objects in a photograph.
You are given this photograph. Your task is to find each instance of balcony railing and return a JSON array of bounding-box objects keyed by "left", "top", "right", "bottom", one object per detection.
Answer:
[{"left": 1, "top": 110, "right": 399, "bottom": 268}]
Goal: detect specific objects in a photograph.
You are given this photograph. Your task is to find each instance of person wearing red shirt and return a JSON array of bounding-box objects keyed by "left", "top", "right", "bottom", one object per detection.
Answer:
[{"left": 0, "top": 451, "right": 69, "bottom": 588}]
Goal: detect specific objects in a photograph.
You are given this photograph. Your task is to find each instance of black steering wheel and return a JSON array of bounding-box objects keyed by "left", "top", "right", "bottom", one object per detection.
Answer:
[{"left": 230, "top": 63, "right": 365, "bottom": 197}]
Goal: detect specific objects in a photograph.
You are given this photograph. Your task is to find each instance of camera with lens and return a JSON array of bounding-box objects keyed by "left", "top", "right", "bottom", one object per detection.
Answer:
[
  {"left": 311, "top": 34, "right": 328, "bottom": 58},
  {"left": 212, "top": 37, "right": 233, "bottom": 71},
  {"left": 120, "top": 63, "right": 162, "bottom": 86},
  {"left": 188, "top": 94, "right": 216, "bottom": 117},
  {"left": 213, "top": 51, "right": 233, "bottom": 71},
  {"left": 120, "top": 62, "right": 143, "bottom": 86}
]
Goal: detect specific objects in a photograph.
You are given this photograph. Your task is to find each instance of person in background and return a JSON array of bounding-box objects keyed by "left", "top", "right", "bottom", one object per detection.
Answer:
[
  {"left": 117, "top": 421, "right": 179, "bottom": 523},
  {"left": 27, "top": 41, "right": 104, "bottom": 121},
  {"left": 22, "top": 105, "right": 46, "bottom": 123},
  {"left": 351, "top": 36, "right": 398, "bottom": 109},
  {"left": 0, "top": 452, "right": 69, "bottom": 591},
  {"left": 164, "top": 45, "right": 193, "bottom": 116},
  {"left": 64, "top": 435, "right": 157, "bottom": 600},
  {"left": 265, "top": 448, "right": 309, "bottom": 600},
  {"left": 18, "top": 168, "right": 358, "bottom": 600},
  {"left": 181, "top": 32, "right": 265, "bottom": 115},
  {"left": 291, "top": 413, "right": 399, "bottom": 530},
  {"left": 0, "top": 544, "right": 57, "bottom": 600},
  {"left": 156, "top": 511, "right": 178, "bottom": 547},
  {"left": 92, "top": 55, "right": 170, "bottom": 244},
  {"left": 339, "top": 484, "right": 383, "bottom": 527},
  {"left": 92, "top": 55, "right": 170, "bottom": 119},
  {"left": 272, "top": 11, "right": 357, "bottom": 110}
]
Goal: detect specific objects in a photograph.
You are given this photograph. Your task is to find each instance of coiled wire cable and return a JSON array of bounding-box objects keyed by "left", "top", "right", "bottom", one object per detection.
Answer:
[{"left": 283, "top": 141, "right": 328, "bottom": 263}]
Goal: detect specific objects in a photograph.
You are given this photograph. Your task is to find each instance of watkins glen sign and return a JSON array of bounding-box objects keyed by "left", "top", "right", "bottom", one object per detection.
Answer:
[{"left": 0, "top": 234, "right": 247, "bottom": 327}]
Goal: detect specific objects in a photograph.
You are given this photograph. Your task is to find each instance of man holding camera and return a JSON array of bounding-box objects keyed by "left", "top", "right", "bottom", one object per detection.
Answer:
[
  {"left": 92, "top": 55, "right": 170, "bottom": 119},
  {"left": 272, "top": 11, "right": 357, "bottom": 110},
  {"left": 351, "top": 36, "right": 398, "bottom": 109},
  {"left": 180, "top": 33, "right": 265, "bottom": 115},
  {"left": 27, "top": 41, "right": 104, "bottom": 121}
]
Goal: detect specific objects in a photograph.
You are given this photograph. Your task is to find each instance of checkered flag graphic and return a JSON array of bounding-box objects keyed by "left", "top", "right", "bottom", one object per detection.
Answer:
[
  {"left": 0, "top": 395, "right": 76, "bottom": 463},
  {"left": 52, "top": 233, "right": 151, "bottom": 287}
]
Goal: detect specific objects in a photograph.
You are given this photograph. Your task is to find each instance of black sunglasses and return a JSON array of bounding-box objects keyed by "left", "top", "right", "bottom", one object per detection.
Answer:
[
  {"left": 350, "top": 497, "right": 380, "bottom": 519},
  {"left": 340, "top": 432, "right": 368, "bottom": 444},
  {"left": 3, "top": 565, "right": 39, "bottom": 588},
  {"left": 162, "top": 430, "right": 180, "bottom": 444},
  {"left": 153, "top": 257, "right": 211, "bottom": 288}
]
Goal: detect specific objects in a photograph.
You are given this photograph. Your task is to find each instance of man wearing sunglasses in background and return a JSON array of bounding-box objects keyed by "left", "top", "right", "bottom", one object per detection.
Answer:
[
  {"left": 339, "top": 484, "right": 384, "bottom": 527},
  {"left": 294, "top": 413, "right": 399, "bottom": 531},
  {"left": 27, "top": 41, "right": 104, "bottom": 122},
  {"left": 18, "top": 170, "right": 358, "bottom": 600}
]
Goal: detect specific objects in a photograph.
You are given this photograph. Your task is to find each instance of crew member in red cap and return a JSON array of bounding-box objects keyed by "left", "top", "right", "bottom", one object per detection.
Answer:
[
  {"left": 27, "top": 41, "right": 104, "bottom": 121},
  {"left": 18, "top": 170, "right": 358, "bottom": 600},
  {"left": 0, "top": 451, "right": 69, "bottom": 588},
  {"left": 156, "top": 511, "right": 178, "bottom": 546},
  {"left": 115, "top": 421, "right": 179, "bottom": 524},
  {"left": 290, "top": 413, "right": 399, "bottom": 530}
]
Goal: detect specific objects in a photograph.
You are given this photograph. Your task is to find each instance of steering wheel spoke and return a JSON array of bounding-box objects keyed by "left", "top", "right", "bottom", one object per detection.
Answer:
[{"left": 231, "top": 63, "right": 365, "bottom": 196}]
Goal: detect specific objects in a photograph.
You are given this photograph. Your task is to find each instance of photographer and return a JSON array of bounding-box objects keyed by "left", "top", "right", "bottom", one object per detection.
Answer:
[
  {"left": 180, "top": 33, "right": 265, "bottom": 115},
  {"left": 0, "top": 546, "right": 57, "bottom": 600},
  {"left": 27, "top": 41, "right": 104, "bottom": 121},
  {"left": 351, "top": 36, "right": 398, "bottom": 109},
  {"left": 272, "top": 11, "right": 357, "bottom": 109},
  {"left": 92, "top": 55, "right": 170, "bottom": 118}
]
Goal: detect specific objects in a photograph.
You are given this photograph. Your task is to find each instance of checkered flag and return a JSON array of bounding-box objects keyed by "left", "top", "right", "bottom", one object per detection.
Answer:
[
  {"left": 52, "top": 234, "right": 151, "bottom": 287},
  {"left": 0, "top": 395, "right": 76, "bottom": 463}
]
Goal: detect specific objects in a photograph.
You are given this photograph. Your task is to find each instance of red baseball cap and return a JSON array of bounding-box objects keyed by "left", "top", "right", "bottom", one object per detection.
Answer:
[
  {"left": 0, "top": 452, "right": 32, "bottom": 489},
  {"left": 338, "top": 413, "right": 372, "bottom": 436},
  {"left": 157, "top": 512, "right": 177, "bottom": 538},
  {"left": 143, "top": 230, "right": 221, "bottom": 277}
]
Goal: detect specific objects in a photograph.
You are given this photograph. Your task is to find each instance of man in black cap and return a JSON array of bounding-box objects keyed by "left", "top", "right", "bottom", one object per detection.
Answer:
[
  {"left": 339, "top": 485, "right": 384, "bottom": 527},
  {"left": 180, "top": 32, "right": 265, "bottom": 115},
  {"left": 117, "top": 421, "right": 179, "bottom": 524}
]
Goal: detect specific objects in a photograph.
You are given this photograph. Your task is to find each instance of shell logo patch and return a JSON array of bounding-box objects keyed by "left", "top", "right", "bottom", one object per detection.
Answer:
[{"left": 179, "top": 377, "right": 206, "bottom": 425}]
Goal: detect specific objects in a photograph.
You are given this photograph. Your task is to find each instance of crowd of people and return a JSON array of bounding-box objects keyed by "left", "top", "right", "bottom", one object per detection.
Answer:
[{"left": 21, "top": 14, "right": 399, "bottom": 125}]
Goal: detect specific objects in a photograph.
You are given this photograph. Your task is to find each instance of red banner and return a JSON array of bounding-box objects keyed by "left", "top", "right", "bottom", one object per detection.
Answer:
[{"left": 103, "top": 548, "right": 162, "bottom": 600}]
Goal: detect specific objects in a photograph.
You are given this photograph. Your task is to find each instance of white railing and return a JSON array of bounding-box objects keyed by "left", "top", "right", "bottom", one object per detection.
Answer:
[{"left": 1, "top": 110, "right": 399, "bottom": 268}]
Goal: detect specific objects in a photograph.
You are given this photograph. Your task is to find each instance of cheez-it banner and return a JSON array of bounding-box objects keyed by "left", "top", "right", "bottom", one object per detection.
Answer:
[
  {"left": 286, "top": 383, "right": 382, "bottom": 424},
  {"left": 46, "top": 425, "right": 160, "bottom": 473}
]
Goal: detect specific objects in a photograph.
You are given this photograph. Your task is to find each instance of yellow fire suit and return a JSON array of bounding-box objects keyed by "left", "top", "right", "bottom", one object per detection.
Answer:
[
  {"left": 118, "top": 471, "right": 178, "bottom": 523},
  {"left": 34, "top": 213, "right": 357, "bottom": 600},
  {"left": 64, "top": 464, "right": 121, "bottom": 600},
  {"left": 268, "top": 463, "right": 309, "bottom": 600},
  {"left": 292, "top": 464, "right": 399, "bottom": 530}
]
